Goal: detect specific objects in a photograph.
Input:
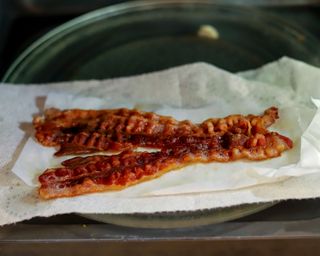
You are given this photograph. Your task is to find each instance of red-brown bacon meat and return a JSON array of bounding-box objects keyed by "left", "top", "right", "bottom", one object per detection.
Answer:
[
  {"left": 33, "top": 107, "right": 279, "bottom": 156},
  {"left": 39, "top": 131, "right": 293, "bottom": 199}
]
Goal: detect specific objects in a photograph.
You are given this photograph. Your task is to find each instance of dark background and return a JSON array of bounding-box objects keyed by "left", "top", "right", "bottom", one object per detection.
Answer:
[{"left": 1, "top": 1, "right": 320, "bottom": 79}]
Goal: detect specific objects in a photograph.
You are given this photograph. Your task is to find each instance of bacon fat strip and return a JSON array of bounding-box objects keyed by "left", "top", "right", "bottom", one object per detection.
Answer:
[
  {"left": 34, "top": 107, "right": 279, "bottom": 155},
  {"left": 39, "top": 132, "right": 293, "bottom": 199}
]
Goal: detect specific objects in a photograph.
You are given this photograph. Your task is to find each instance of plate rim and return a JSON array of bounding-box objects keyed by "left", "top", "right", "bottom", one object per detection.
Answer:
[{"left": 80, "top": 202, "right": 276, "bottom": 229}]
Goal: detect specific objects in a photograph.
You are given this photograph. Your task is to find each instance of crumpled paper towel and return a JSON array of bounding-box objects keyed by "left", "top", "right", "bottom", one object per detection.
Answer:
[
  {"left": 10, "top": 92, "right": 317, "bottom": 196},
  {"left": 1, "top": 57, "right": 320, "bottom": 226}
]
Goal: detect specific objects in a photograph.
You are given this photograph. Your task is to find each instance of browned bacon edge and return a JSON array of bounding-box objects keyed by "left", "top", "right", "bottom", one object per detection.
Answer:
[{"left": 39, "top": 132, "right": 293, "bottom": 199}]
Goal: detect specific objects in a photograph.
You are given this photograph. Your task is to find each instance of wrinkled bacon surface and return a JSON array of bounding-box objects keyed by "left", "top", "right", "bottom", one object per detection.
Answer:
[
  {"left": 33, "top": 107, "right": 279, "bottom": 156},
  {"left": 35, "top": 107, "right": 293, "bottom": 199},
  {"left": 39, "top": 133, "right": 293, "bottom": 199}
]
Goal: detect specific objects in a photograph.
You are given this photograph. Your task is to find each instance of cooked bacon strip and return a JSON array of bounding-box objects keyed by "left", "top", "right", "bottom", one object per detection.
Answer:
[
  {"left": 33, "top": 107, "right": 279, "bottom": 155},
  {"left": 33, "top": 108, "right": 140, "bottom": 147},
  {"left": 39, "top": 132, "right": 293, "bottom": 199}
]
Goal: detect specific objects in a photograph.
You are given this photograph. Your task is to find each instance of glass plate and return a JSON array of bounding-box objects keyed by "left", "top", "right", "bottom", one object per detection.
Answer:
[
  {"left": 3, "top": 1, "right": 320, "bottom": 228},
  {"left": 3, "top": 0, "right": 320, "bottom": 83},
  {"left": 81, "top": 203, "right": 274, "bottom": 229}
]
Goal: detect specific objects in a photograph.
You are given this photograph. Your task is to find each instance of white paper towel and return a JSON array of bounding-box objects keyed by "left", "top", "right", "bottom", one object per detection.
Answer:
[
  {"left": 1, "top": 57, "right": 320, "bottom": 226},
  {"left": 10, "top": 95, "right": 316, "bottom": 197}
]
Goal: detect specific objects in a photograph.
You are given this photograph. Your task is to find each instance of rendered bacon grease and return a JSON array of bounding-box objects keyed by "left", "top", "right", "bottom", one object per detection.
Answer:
[{"left": 33, "top": 107, "right": 293, "bottom": 199}]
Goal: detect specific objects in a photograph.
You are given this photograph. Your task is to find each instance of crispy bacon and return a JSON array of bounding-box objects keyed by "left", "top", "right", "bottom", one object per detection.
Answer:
[
  {"left": 39, "top": 131, "right": 292, "bottom": 199},
  {"left": 35, "top": 107, "right": 293, "bottom": 199},
  {"left": 33, "top": 107, "right": 279, "bottom": 155}
]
